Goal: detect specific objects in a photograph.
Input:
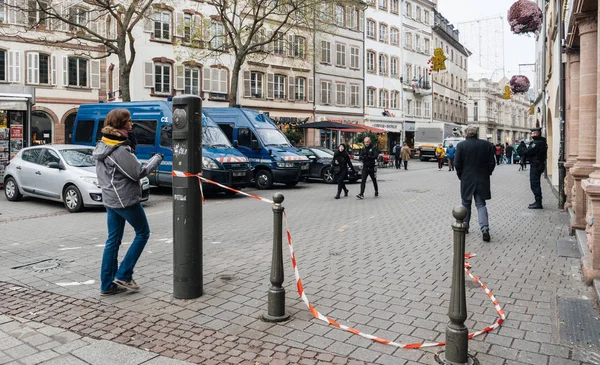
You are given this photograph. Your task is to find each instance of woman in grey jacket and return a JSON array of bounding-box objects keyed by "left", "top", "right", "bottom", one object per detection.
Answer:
[{"left": 93, "top": 109, "right": 162, "bottom": 295}]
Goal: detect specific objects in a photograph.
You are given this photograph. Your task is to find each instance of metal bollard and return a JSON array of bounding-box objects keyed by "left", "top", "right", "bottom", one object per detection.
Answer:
[
  {"left": 435, "top": 205, "right": 478, "bottom": 365},
  {"left": 261, "top": 193, "right": 290, "bottom": 322}
]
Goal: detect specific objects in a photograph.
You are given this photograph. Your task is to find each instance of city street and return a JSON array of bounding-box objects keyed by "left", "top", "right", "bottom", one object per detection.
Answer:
[{"left": 1, "top": 160, "right": 598, "bottom": 364}]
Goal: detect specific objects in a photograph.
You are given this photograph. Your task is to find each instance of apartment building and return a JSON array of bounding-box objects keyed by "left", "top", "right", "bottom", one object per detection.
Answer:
[
  {"left": 467, "top": 78, "right": 534, "bottom": 142},
  {"left": 431, "top": 9, "right": 470, "bottom": 126}
]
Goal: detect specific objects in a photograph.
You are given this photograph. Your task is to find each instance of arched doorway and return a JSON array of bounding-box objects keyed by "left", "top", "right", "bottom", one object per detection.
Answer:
[
  {"left": 64, "top": 112, "right": 77, "bottom": 144},
  {"left": 31, "top": 111, "right": 54, "bottom": 145}
]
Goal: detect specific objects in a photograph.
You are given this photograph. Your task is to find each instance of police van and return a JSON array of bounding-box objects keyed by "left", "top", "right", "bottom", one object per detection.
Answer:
[
  {"left": 203, "top": 108, "right": 309, "bottom": 189},
  {"left": 71, "top": 101, "right": 251, "bottom": 192}
]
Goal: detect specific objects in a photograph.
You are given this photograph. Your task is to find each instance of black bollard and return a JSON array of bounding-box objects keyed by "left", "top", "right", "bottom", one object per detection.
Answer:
[
  {"left": 261, "top": 193, "right": 290, "bottom": 322},
  {"left": 172, "top": 95, "right": 203, "bottom": 299},
  {"left": 435, "top": 205, "right": 478, "bottom": 365}
]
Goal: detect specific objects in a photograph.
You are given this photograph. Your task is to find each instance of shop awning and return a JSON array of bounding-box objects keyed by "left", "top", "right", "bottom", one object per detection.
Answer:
[
  {"left": 329, "top": 125, "right": 387, "bottom": 134},
  {"left": 295, "top": 121, "right": 356, "bottom": 129}
]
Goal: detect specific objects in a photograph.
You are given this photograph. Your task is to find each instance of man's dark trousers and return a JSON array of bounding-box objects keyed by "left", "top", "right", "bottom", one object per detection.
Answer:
[
  {"left": 530, "top": 163, "right": 544, "bottom": 201},
  {"left": 360, "top": 166, "right": 378, "bottom": 195}
]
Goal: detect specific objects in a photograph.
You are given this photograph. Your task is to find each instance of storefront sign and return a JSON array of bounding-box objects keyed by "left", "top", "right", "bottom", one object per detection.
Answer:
[
  {"left": 405, "top": 122, "right": 416, "bottom": 132},
  {"left": 0, "top": 101, "right": 28, "bottom": 111},
  {"left": 366, "top": 121, "right": 402, "bottom": 132},
  {"left": 10, "top": 126, "right": 23, "bottom": 139}
]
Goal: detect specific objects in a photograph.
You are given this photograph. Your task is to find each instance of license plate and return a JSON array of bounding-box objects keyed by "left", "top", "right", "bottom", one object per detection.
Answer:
[
  {"left": 301, "top": 164, "right": 309, "bottom": 170},
  {"left": 233, "top": 171, "right": 246, "bottom": 177}
]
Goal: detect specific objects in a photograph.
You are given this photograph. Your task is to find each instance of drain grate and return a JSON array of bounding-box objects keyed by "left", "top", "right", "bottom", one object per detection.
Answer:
[
  {"left": 558, "top": 297, "right": 600, "bottom": 347},
  {"left": 11, "top": 259, "right": 65, "bottom": 272}
]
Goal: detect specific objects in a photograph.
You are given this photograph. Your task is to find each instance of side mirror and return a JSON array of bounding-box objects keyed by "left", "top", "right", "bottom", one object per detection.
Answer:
[
  {"left": 251, "top": 140, "right": 260, "bottom": 150},
  {"left": 47, "top": 162, "right": 61, "bottom": 169},
  {"left": 309, "top": 155, "right": 317, "bottom": 160},
  {"left": 233, "top": 140, "right": 239, "bottom": 148}
]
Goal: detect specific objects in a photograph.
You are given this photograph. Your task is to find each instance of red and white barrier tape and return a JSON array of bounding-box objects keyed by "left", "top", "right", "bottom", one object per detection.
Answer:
[{"left": 172, "top": 170, "right": 506, "bottom": 349}]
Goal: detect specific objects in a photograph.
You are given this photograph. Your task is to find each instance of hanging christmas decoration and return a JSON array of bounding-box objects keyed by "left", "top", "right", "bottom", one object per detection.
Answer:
[
  {"left": 509, "top": 75, "right": 531, "bottom": 94},
  {"left": 507, "top": 0, "right": 543, "bottom": 35},
  {"left": 502, "top": 85, "right": 513, "bottom": 100},
  {"left": 429, "top": 48, "right": 447, "bottom": 72},
  {"left": 529, "top": 104, "right": 535, "bottom": 115}
]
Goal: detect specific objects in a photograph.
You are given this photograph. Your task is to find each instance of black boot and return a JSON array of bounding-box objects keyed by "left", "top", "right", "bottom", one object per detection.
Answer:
[
  {"left": 334, "top": 195, "right": 340, "bottom": 199},
  {"left": 528, "top": 199, "right": 543, "bottom": 209},
  {"left": 344, "top": 188, "right": 349, "bottom": 197}
]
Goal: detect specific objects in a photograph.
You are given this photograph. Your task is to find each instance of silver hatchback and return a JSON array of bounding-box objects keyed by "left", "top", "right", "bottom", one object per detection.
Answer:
[{"left": 3, "top": 145, "right": 149, "bottom": 213}]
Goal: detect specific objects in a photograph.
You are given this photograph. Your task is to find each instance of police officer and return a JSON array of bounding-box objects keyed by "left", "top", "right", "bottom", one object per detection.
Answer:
[
  {"left": 356, "top": 137, "right": 379, "bottom": 199},
  {"left": 523, "top": 128, "right": 547, "bottom": 209}
]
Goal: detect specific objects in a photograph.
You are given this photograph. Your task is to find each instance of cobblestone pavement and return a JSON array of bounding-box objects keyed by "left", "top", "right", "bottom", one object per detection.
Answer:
[{"left": 1, "top": 160, "right": 599, "bottom": 364}]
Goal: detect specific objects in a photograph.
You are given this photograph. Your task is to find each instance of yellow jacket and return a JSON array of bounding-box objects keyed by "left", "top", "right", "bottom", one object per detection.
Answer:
[{"left": 435, "top": 147, "right": 446, "bottom": 158}]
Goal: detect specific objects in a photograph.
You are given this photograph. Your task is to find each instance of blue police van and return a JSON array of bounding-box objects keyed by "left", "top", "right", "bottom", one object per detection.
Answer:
[
  {"left": 202, "top": 108, "right": 309, "bottom": 189},
  {"left": 71, "top": 101, "right": 251, "bottom": 192}
]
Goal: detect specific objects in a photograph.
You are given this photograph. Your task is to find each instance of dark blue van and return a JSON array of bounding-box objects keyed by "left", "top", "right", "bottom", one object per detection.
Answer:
[
  {"left": 203, "top": 108, "right": 309, "bottom": 189},
  {"left": 71, "top": 101, "right": 251, "bottom": 192}
]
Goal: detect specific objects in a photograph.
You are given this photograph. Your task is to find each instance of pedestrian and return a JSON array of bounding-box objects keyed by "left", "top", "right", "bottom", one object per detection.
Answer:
[
  {"left": 495, "top": 144, "right": 502, "bottom": 165},
  {"left": 435, "top": 143, "right": 446, "bottom": 171},
  {"left": 400, "top": 143, "right": 411, "bottom": 170},
  {"left": 505, "top": 143, "right": 514, "bottom": 165},
  {"left": 523, "top": 128, "right": 548, "bottom": 209},
  {"left": 393, "top": 143, "right": 401, "bottom": 169},
  {"left": 455, "top": 125, "right": 496, "bottom": 242},
  {"left": 517, "top": 140, "right": 527, "bottom": 171},
  {"left": 446, "top": 142, "right": 456, "bottom": 171},
  {"left": 93, "top": 109, "right": 163, "bottom": 296},
  {"left": 356, "top": 137, "right": 379, "bottom": 199},
  {"left": 333, "top": 143, "right": 355, "bottom": 199}
]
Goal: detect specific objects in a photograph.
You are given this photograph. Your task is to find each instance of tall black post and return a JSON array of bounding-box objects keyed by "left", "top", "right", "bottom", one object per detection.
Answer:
[
  {"left": 172, "top": 95, "right": 203, "bottom": 299},
  {"left": 262, "top": 193, "right": 290, "bottom": 322},
  {"left": 436, "top": 206, "right": 478, "bottom": 365}
]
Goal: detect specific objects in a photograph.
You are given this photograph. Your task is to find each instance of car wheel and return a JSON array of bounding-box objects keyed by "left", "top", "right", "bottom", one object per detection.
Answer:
[
  {"left": 322, "top": 167, "right": 334, "bottom": 184},
  {"left": 255, "top": 170, "right": 274, "bottom": 190},
  {"left": 4, "top": 177, "right": 23, "bottom": 201},
  {"left": 63, "top": 185, "right": 84, "bottom": 213},
  {"left": 420, "top": 157, "right": 428, "bottom": 161},
  {"left": 285, "top": 181, "right": 299, "bottom": 187}
]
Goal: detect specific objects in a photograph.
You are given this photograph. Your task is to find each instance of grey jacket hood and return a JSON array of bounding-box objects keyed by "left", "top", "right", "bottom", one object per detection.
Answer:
[{"left": 94, "top": 140, "right": 162, "bottom": 209}]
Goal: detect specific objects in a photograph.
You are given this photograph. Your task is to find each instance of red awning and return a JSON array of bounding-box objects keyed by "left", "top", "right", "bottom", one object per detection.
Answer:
[{"left": 355, "top": 125, "right": 388, "bottom": 134}]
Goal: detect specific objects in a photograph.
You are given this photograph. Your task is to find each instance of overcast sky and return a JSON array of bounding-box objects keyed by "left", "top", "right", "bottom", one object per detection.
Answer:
[{"left": 437, "top": 0, "right": 537, "bottom": 82}]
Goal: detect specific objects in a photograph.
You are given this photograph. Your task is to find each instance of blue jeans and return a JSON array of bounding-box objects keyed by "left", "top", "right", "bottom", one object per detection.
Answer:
[
  {"left": 462, "top": 192, "right": 489, "bottom": 231},
  {"left": 101, "top": 203, "right": 150, "bottom": 292}
]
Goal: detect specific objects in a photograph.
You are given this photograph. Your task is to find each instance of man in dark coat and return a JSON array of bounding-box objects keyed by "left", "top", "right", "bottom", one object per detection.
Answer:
[
  {"left": 455, "top": 126, "right": 496, "bottom": 242},
  {"left": 356, "top": 137, "right": 379, "bottom": 199},
  {"left": 523, "top": 128, "right": 547, "bottom": 209}
]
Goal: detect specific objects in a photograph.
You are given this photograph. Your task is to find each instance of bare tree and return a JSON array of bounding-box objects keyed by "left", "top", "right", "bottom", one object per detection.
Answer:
[
  {"left": 179, "top": 0, "right": 364, "bottom": 106},
  {"left": 3, "top": 0, "right": 157, "bottom": 101}
]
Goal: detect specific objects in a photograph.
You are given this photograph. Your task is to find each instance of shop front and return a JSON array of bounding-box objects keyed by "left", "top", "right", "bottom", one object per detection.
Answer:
[
  {"left": 265, "top": 112, "right": 313, "bottom": 147},
  {"left": 365, "top": 120, "right": 403, "bottom": 153},
  {"left": 313, "top": 116, "right": 364, "bottom": 150},
  {"left": 0, "top": 86, "right": 35, "bottom": 187},
  {"left": 405, "top": 121, "right": 416, "bottom": 149}
]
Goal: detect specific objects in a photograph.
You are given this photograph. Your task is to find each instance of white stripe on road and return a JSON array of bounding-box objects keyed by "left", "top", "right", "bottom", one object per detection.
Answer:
[
  {"left": 58, "top": 247, "right": 82, "bottom": 251},
  {"left": 56, "top": 280, "right": 95, "bottom": 287}
]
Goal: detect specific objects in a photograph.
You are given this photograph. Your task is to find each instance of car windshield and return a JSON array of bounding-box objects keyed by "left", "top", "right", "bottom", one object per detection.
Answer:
[
  {"left": 312, "top": 148, "right": 333, "bottom": 158},
  {"left": 59, "top": 149, "right": 95, "bottom": 167},
  {"left": 203, "top": 127, "right": 232, "bottom": 147},
  {"left": 256, "top": 129, "right": 291, "bottom": 147}
]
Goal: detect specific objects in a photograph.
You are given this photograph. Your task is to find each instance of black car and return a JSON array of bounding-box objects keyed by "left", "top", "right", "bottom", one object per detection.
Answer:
[{"left": 298, "top": 146, "right": 363, "bottom": 184}]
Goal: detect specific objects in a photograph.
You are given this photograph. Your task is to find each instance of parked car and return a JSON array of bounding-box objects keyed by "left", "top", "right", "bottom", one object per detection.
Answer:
[
  {"left": 3, "top": 145, "right": 150, "bottom": 213},
  {"left": 298, "top": 146, "right": 362, "bottom": 184}
]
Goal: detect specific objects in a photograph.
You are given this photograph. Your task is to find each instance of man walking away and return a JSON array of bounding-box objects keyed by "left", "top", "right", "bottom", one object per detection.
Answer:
[
  {"left": 495, "top": 144, "right": 502, "bottom": 165},
  {"left": 446, "top": 142, "right": 456, "bottom": 171},
  {"left": 400, "top": 143, "right": 411, "bottom": 170},
  {"left": 357, "top": 137, "right": 379, "bottom": 199},
  {"left": 523, "top": 128, "right": 548, "bottom": 209},
  {"left": 393, "top": 143, "right": 401, "bottom": 169},
  {"left": 455, "top": 126, "right": 496, "bottom": 242},
  {"left": 517, "top": 140, "right": 527, "bottom": 171},
  {"left": 505, "top": 143, "right": 514, "bottom": 165}
]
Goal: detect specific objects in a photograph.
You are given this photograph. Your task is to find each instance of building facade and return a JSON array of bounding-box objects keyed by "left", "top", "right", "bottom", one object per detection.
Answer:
[
  {"left": 467, "top": 78, "right": 534, "bottom": 142},
  {"left": 431, "top": 10, "right": 470, "bottom": 127}
]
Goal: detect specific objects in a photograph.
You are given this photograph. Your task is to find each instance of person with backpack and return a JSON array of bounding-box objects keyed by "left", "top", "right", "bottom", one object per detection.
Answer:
[{"left": 445, "top": 142, "right": 456, "bottom": 171}]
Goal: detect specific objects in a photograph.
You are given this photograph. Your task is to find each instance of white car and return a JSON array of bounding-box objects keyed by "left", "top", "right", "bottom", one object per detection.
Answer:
[{"left": 3, "top": 145, "right": 149, "bottom": 213}]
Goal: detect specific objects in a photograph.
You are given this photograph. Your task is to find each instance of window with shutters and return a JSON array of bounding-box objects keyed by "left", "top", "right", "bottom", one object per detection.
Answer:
[
  {"left": 68, "top": 57, "right": 87, "bottom": 87},
  {"left": 390, "top": 91, "right": 398, "bottom": 109},
  {"left": 378, "top": 54, "right": 387, "bottom": 76},
  {"left": 391, "top": 0, "right": 398, "bottom": 14},
  {"left": 335, "top": 83, "right": 346, "bottom": 106},
  {"left": 203, "top": 67, "right": 228, "bottom": 99},
  {"left": 320, "top": 81, "right": 331, "bottom": 105},
  {"left": 273, "top": 32, "right": 285, "bottom": 55},
  {"left": 273, "top": 75, "right": 285, "bottom": 100},
  {"left": 350, "top": 7, "right": 358, "bottom": 30},
  {"left": 250, "top": 72, "right": 263, "bottom": 98},
  {"left": 350, "top": 85, "right": 359, "bottom": 107},
  {"left": 425, "top": 101, "right": 430, "bottom": 117},
  {"left": 154, "top": 63, "right": 171, "bottom": 94},
  {"left": 350, "top": 47, "right": 359, "bottom": 69},
  {"left": 366, "top": 88, "right": 375, "bottom": 107},
  {"left": 424, "top": 38, "right": 430, "bottom": 54},
  {"left": 405, "top": 32, "right": 412, "bottom": 49},
  {"left": 415, "top": 34, "right": 420, "bottom": 52},
  {"left": 210, "top": 21, "right": 225, "bottom": 49},
  {"left": 416, "top": 6, "right": 421, "bottom": 22},
  {"left": 335, "top": 5, "right": 344, "bottom": 26},
  {"left": 27, "top": 53, "right": 51, "bottom": 85},
  {"left": 320, "top": 41, "right": 331, "bottom": 63},
  {"left": 424, "top": 10, "right": 430, "bottom": 24},
  {"left": 335, "top": 43, "right": 346, "bottom": 67},
  {"left": 295, "top": 77, "right": 305, "bottom": 101},
  {"left": 28, "top": 0, "right": 49, "bottom": 27},
  {"left": 154, "top": 11, "right": 171, "bottom": 40},
  {"left": 404, "top": 63, "right": 412, "bottom": 83},
  {"left": 390, "top": 28, "right": 398, "bottom": 45},
  {"left": 366, "top": 20, "right": 375, "bottom": 39},
  {"left": 415, "top": 100, "right": 421, "bottom": 116},
  {"left": 390, "top": 57, "right": 398, "bottom": 77},
  {"left": 69, "top": 7, "right": 87, "bottom": 30},
  {"left": 378, "top": 0, "right": 386, "bottom": 10},
  {"left": 366, "top": 51, "right": 375, "bottom": 73},
  {"left": 294, "top": 36, "right": 306, "bottom": 58},
  {"left": 183, "top": 14, "right": 192, "bottom": 44},
  {"left": 379, "top": 24, "right": 387, "bottom": 43},
  {"left": 0, "top": 50, "right": 5, "bottom": 82},
  {"left": 184, "top": 67, "right": 200, "bottom": 95},
  {"left": 379, "top": 90, "right": 387, "bottom": 108},
  {"left": 405, "top": 99, "right": 412, "bottom": 116},
  {"left": 406, "top": 2, "right": 412, "bottom": 17}
]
